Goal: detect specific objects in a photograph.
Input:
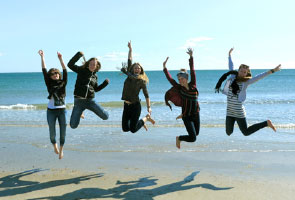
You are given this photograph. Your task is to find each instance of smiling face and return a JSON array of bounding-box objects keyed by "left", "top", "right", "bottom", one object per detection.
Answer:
[
  {"left": 50, "top": 71, "right": 60, "bottom": 80},
  {"left": 177, "top": 76, "right": 188, "bottom": 87},
  {"left": 133, "top": 64, "right": 142, "bottom": 75},
  {"left": 238, "top": 64, "right": 250, "bottom": 78},
  {"left": 88, "top": 59, "right": 97, "bottom": 72}
]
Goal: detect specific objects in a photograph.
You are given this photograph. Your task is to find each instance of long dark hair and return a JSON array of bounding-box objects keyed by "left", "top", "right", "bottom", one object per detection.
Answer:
[{"left": 215, "top": 70, "right": 240, "bottom": 95}]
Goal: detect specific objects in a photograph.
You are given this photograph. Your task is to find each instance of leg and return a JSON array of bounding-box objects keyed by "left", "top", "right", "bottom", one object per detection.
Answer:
[
  {"left": 70, "top": 98, "right": 85, "bottom": 129},
  {"left": 47, "top": 109, "right": 59, "bottom": 154},
  {"left": 226, "top": 116, "right": 235, "bottom": 136},
  {"left": 122, "top": 103, "right": 131, "bottom": 132},
  {"left": 57, "top": 109, "right": 67, "bottom": 146},
  {"left": 87, "top": 99, "right": 109, "bottom": 120},
  {"left": 236, "top": 118, "right": 268, "bottom": 136},
  {"left": 129, "top": 102, "right": 144, "bottom": 133},
  {"left": 180, "top": 115, "right": 197, "bottom": 142}
]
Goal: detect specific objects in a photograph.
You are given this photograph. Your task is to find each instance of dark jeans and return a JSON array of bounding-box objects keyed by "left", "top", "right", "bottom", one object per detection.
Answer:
[
  {"left": 180, "top": 113, "right": 200, "bottom": 142},
  {"left": 47, "top": 108, "right": 67, "bottom": 145},
  {"left": 226, "top": 116, "right": 268, "bottom": 136},
  {"left": 70, "top": 98, "right": 109, "bottom": 129},
  {"left": 122, "top": 101, "right": 144, "bottom": 133}
]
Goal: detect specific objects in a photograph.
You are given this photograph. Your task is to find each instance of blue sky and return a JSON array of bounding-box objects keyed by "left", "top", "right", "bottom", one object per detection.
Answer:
[{"left": 0, "top": 0, "right": 294, "bottom": 72}]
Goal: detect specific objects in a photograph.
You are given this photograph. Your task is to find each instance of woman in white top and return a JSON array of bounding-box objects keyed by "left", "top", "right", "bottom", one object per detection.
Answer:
[{"left": 215, "top": 48, "right": 281, "bottom": 136}]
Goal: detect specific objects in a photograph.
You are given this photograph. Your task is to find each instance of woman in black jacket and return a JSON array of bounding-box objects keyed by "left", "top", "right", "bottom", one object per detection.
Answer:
[
  {"left": 68, "top": 51, "right": 109, "bottom": 129},
  {"left": 39, "top": 50, "right": 67, "bottom": 159}
]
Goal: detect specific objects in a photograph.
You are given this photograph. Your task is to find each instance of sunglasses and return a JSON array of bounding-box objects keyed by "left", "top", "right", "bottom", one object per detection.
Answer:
[{"left": 50, "top": 72, "right": 59, "bottom": 76}]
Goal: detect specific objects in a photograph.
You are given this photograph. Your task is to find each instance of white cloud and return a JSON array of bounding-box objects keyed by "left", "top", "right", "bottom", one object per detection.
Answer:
[
  {"left": 180, "top": 37, "right": 214, "bottom": 49},
  {"left": 101, "top": 52, "right": 127, "bottom": 61}
]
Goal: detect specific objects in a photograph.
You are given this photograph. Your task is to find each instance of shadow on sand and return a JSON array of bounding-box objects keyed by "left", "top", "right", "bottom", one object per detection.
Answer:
[
  {"left": 0, "top": 170, "right": 234, "bottom": 200},
  {"left": 0, "top": 168, "right": 103, "bottom": 198}
]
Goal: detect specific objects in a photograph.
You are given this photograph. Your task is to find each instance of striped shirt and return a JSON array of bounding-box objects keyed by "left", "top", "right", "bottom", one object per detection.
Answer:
[{"left": 226, "top": 82, "right": 246, "bottom": 118}]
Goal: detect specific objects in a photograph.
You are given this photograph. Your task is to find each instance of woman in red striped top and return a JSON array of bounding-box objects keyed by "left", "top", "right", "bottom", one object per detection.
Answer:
[{"left": 163, "top": 48, "right": 200, "bottom": 149}]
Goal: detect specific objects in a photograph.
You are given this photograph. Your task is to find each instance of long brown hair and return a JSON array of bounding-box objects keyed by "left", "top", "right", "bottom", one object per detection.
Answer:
[
  {"left": 82, "top": 57, "right": 101, "bottom": 72},
  {"left": 130, "top": 63, "right": 149, "bottom": 83}
]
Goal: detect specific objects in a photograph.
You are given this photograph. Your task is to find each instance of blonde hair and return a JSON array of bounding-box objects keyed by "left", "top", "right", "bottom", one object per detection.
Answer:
[
  {"left": 237, "top": 64, "right": 252, "bottom": 82},
  {"left": 131, "top": 63, "right": 149, "bottom": 83}
]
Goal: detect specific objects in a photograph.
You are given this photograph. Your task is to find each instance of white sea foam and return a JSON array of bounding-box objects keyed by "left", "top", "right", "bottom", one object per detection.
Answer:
[{"left": 0, "top": 104, "right": 36, "bottom": 110}]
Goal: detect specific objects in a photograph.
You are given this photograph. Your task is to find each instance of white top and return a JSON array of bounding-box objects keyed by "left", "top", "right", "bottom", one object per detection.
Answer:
[
  {"left": 226, "top": 82, "right": 246, "bottom": 118},
  {"left": 47, "top": 97, "right": 66, "bottom": 109}
]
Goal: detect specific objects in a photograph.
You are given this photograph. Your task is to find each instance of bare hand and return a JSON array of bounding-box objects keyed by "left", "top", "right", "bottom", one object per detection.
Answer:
[
  {"left": 163, "top": 57, "right": 169, "bottom": 69},
  {"left": 273, "top": 64, "right": 281, "bottom": 72},
  {"left": 176, "top": 114, "right": 183, "bottom": 120},
  {"left": 128, "top": 40, "right": 132, "bottom": 49},
  {"left": 57, "top": 51, "right": 62, "bottom": 59},
  {"left": 229, "top": 47, "right": 234, "bottom": 56},
  {"left": 186, "top": 48, "right": 193, "bottom": 57},
  {"left": 105, "top": 79, "right": 110, "bottom": 83},
  {"left": 38, "top": 50, "right": 44, "bottom": 57},
  {"left": 79, "top": 51, "right": 84, "bottom": 56},
  {"left": 147, "top": 107, "right": 152, "bottom": 114}
]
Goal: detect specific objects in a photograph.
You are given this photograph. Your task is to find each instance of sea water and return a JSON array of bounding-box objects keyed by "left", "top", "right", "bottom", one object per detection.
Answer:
[{"left": 0, "top": 70, "right": 294, "bottom": 153}]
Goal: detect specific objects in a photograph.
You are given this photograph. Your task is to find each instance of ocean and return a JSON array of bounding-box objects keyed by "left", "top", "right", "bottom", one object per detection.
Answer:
[{"left": 0, "top": 70, "right": 294, "bottom": 153}]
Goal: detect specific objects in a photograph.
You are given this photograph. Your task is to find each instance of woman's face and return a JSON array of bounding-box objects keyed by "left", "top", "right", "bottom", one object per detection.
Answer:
[
  {"left": 178, "top": 76, "right": 188, "bottom": 87},
  {"left": 88, "top": 59, "right": 97, "bottom": 72},
  {"left": 238, "top": 67, "right": 249, "bottom": 78},
  {"left": 50, "top": 71, "right": 60, "bottom": 80},
  {"left": 133, "top": 64, "right": 142, "bottom": 75}
]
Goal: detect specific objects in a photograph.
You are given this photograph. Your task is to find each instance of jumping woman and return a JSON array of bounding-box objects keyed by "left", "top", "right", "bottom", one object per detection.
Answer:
[
  {"left": 120, "top": 41, "right": 155, "bottom": 133},
  {"left": 215, "top": 48, "right": 281, "bottom": 136},
  {"left": 68, "top": 51, "right": 109, "bottom": 129},
  {"left": 163, "top": 48, "right": 200, "bottom": 149},
  {"left": 39, "top": 50, "right": 67, "bottom": 159}
]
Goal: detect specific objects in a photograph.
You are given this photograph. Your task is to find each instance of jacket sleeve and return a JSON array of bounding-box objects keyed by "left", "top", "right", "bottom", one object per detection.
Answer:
[
  {"left": 189, "top": 57, "right": 196, "bottom": 87},
  {"left": 62, "top": 69, "right": 67, "bottom": 85},
  {"left": 228, "top": 55, "right": 235, "bottom": 79},
  {"left": 67, "top": 52, "right": 83, "bottom": 73},
  {"left": 42, "top": 68, "right": 50, "bottom": 88},
  {"left": 163, "top": 68, "right": 178, "bottom": 87},
  {"left": 141, "top": 81, "right": 149, "bottom": 99},
  {"left": 94, "top": 79, "right": 109, "bottom": 92}
]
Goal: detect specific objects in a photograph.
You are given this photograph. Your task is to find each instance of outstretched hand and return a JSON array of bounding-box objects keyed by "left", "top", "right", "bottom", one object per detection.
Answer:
[
  {"left": 186, "top": 48, "right": 193, "bottom": 57},
  {"left": 38, "top": 50, "right": 44, "bottom": 57},
  {"left": 273, "top": 64, "right": 281, "bottom": 72},
  {"left": 176, "top": 114, "right": 183, "bottom": 120},
  {"left": 229, "top": 47, "right": 234, "bottom": 56},
  {"left": 163, "top": 57, "right": 169, "bottom": 69}
]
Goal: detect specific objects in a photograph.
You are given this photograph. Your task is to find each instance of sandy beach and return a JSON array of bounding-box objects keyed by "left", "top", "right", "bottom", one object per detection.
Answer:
[{"left": 1, "top": 126, "right": 295, "bottom": 200}]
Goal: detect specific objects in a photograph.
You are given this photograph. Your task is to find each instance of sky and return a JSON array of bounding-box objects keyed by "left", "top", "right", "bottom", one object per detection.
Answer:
[{"left": 0, "top": 0, "right": 294, "bottom": 72}]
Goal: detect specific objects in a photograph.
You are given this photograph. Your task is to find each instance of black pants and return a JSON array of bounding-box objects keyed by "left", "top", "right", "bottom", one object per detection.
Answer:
[
  {"left": 180, "top": 113, "right": 200, "bottom": 142},
  {"left": 226, "top": 116, "right": 268, "bottom": 136},
  {"left": 122, "top": 101, "right": 144, "bottom": 133}
]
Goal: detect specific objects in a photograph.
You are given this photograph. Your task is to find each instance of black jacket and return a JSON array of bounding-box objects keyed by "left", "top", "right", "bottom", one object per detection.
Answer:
[
  {"left": 42, "top": 68, "right": 67, "bottom": 101},
  {"left": 68, "top": 52, "right": 108, "bottom": 99}
]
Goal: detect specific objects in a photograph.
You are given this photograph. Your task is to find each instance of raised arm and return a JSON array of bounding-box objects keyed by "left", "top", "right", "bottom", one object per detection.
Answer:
[
  {"left": 163, "top": 57, "right": 178, "bottom": 86},
  {"left": 94, "top": 79, "right": 109, "bottom": 92},
  {"left": 38, "top": 50, "right": 49, "bottom": 85},
  {"left": 57, "top": 52, "right": 67, "bottom": 83},
  {"left": 186, "top": 48, "right": 196, "bottom": 86},
  {"left": 228, "top": 47, "right": 234, "bottom": 71},
  {"left": 67, "top": 51, "right": 84, "bottom": 73}
]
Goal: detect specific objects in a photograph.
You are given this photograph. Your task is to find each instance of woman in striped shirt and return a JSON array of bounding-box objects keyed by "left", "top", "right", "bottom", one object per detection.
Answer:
[
  {"left": 215, "top": 48, "right": 281, "bottom": 136},
  {"left": 163, "top": 48, "right": 200, "bottom": 149}
]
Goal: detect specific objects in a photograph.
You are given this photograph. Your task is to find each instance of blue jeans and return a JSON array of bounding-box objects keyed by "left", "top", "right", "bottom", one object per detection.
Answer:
[
  {"left": 70, "top": 98, "right": 109, "bottom": 129},
  {"left": 180, "top": 113, "right": 200, "bottom": 142},
  {"left": 47, "top": 108, "right": 67, "bottom": 145}
]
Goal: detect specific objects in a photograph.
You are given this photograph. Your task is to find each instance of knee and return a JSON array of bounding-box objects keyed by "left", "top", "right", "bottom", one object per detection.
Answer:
[
  {"left": 190, "top": 137, "right": 197, "bottom": 142},
  {"left": 226, "top": 130, "right": 233, "bottom": 136},
  {"left": 70, "top": 122, "right": 78, "bottom": 129},
  {"left": 102, "top": 113, "right": 109, "bottom": 120},
  {"left": 130, "top": 129, "right": 137, "bottom": 133},
  {"left": 241, "top": 130, "right": 250, "bottom": 136}
]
